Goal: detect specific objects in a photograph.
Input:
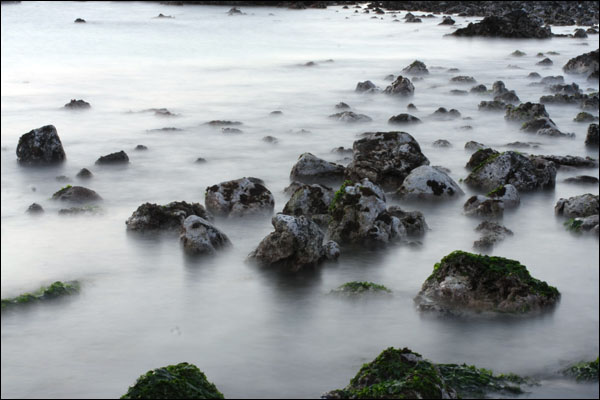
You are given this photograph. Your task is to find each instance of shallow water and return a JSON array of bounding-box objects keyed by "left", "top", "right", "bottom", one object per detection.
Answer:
[{"left": 1, "top": 2, "right": 599, "bottom": 398}]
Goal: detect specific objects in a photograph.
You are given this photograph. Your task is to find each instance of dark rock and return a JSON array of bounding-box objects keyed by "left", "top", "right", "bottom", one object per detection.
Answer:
[
  {"left": 466, "top": 148, "right": 500, "bottom": 170},
  {"left": 270, "top": 110, "right": 283, "bottom": 115},
  {"left": 465, "top": 141, "right": 487, "bottom": 151},
  {"left": 586, "top": 123, "right": 599, "bottom": 146},
  {"left": 355, "top": 80, "right": 378, "bottom": 93},
  {"left": 464, "top": 195, "right": 504, "bottom": 219},
  {"left": 329, "top": 111, "right": 372, "bottom": 123},
  {"left": 383, "top": 76, "right": 414, "bottom": 96},
  {"left": 26, "top": 203, "right": 44, "bottom": 214},
  {"left": 450, "top": 75, "right": 476, "bottom": 84},
  {"left": 563, "top": 49, "right": 599, "bottom": 77},
  {"left": 450, "top": 89, "right": 469, "bottom": 96},
  {"left": 95, "top": 150, "right": 129, "bottom": 165},
  {"left": 262, "top": 135, "right": 278, "bottom": 144},
  {"left": 52, "top": 185, "right": 102, "bottom": 204},
  {"left": 134, "top": 145, "right": 148, "bottom": 151},
  {"left": 205, "top": 177, "right": 274, "bottom": 217},
  {"left": 76, "top": 168, "right": 92, "bottom": 179},
  {"left": 74, "top": 18, "right": 86, "bottom": 23},
  {"left": 536, "top": 154, "right": 597, "bottom": 169},
  {"left": 126, "top": 201, "right": 211, "bottom": 232},
  {"left": 505, "top": 102, "right": 549, "bottom": 121},
  {"left": 205, "top": 120, "right": 242, "bottom": 126},
  {"left": 387, "top": 206, "right": 428, "bottom": 236},
  {"left": 439, "top": 16, "right": 455, "bottom": 25},
  {"left": 432, "top": 139, "right": 452, "bottom": 148},
  {"left": 195, "top": 157, "right": 207, "bottom": 163},
  {"left": 474, "top": 221, "right": 514, "bottom": 251},
  {"left": 478, "top": 100, "right": 507, "bottom": 111},
  {"left": 335, "top": 102, "right": 350, "bottom": 109},
  {"left": 574, "top": 112, "right": 598, "bottom": 122},
  {"left": 537, "top": 57, "right": 553, "bottom": 66},
  {"left": 407, "top": 103, "right": 417, "bottom": 110},
  {"left": 282, "top": 183, "right": 333, "bottom": 220},
  {"left": 290, "top": 153, "right": 345, "bottom": 185},
  {"left": 402, "top": 60, "right": 429, "bottom": 75},
  {"left": 155, "top": 13, "right": 174, "bottom": 18},
  {"left": 555, "top": 194, "right": 599, "bottom": 218},
  {"left": 431, "top": 107, "right": 461, "bottom": 120},
  {"left": 64, "top": 99, "right": 90, "bottom": 109},
  {"left": 563, "top": 175, "right": 599, "bottom": 184},
  {"left": 470, "top": 84, "right": 487, "bottom": 93},
  {"left": 454, "top": 10, "right": 551, "bottom": 38},
  {"left": 527, "top": 72, "right": 541, "bottom": 79},
  {"left": 227, "top": 7, "right": 243, "bottom": 15},
  {"left": 550, "top": 83, "right": 581, "bottom": 95},
  {"left": 222, "top": 127, "right": 243, "bottom": 134},
  {"left": 16, "top": 125, "right": 66, "bottom": 165},
  {"left": 541, "top": 75, "right": 564, "bottom": 85},
  {"left": 388, "top": 113, "right": 421, "bottom": 125},
  {"left": 511, "top": 50, "right": 526, "bottom": 57},
  {"left": 494, "top": 91, "right": 520, "bottom": 104}
]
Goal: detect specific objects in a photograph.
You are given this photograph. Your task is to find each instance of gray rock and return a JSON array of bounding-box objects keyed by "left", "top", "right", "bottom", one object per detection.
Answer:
[
  {"left": 431, "top": 107, "right": 461, "bottom": 120},
  {"left": 505, "top": 102, "right": 549, "bottom": 121},
  {"left": 387, "top": 206, "right": 428, "bottom": 236},
  {"left": 383, "top": 76, "right": 415, "bottom": 96},
  {"left": 464, "top": 195, "right": 504, "bottom": 219},
  {"left": 388, "top": 113, "right": 421, "bottom": 125},
  {"left": 52, "top": 185, "right": 102, "bottom": 204},
  {"left": 126, "top": 201, "right": 211, "bottom": 232},
  {"left": 289, "top": 153, "right": 345, "bottom": 185},
  {"left": 432, "top": 139, "right": 452, "bottom": 148},
  {"left": 205, "top": 177, "right": 274, "bottom": 217},
  {"left": 16, "top": 125, "right": 66, "bottom": 165},
  {"left": 487, "top": 184, "right": 520, "bottom": 208},
  {"left": 478, "top": 100, "right": 507, "bottom": 111},
  {"left": 76, "top": 168, "right": 93, "bottom": 179},
  {"left": 563, "top": 49, "right": 599, "bottom": 76},
  {"left": 26, "top": 203, "right": 44, "bottom": 214},
  {"left": 95, "top": 150, "right": 129, "bottom": 165},
  {"left": 329, "top": 111, "right": 372, "bottom": 123},
  {"left": 466, "top": 148, "right": 500, "bottom": 170},
  {"left": 355, "top": 80, "right": 378, "bottom": 93},
  {"left": 450, "top": 76, "right": 476, "bottom": 84},
  {"left": 335, "top": 102, "right": 351, "bottom": 109},
  {"left": 64, "top": 99, "right": 90, "bottom": 109},
  {"left": 536, "top": 57, "right": 553, "bottom": 66},
  {"left": 282, "top": 183, "right": 334, "bottom": 221},
  {"left": 180, "top": 215, "right": 231, "bottom": 255},
  {"left": 396, "top": 165, "right": 464, "bottom": 200},
  {"left": 473, "top": 221, "right": 514, "bottom": 251},
  {"left": 464, "top": 141, "right": 488, "bottom": 151},
  {"left": 470, "top": 84, "right": 487, "bottom": 93},
  {"left": 555, "top": 194, "right": 599, "bottom": 218},
  {"left": 402, "top": 60, "right": 429, "bottom": 75},
  {"left": 563, "top": 175, "right": 599, "bottom": 185}
]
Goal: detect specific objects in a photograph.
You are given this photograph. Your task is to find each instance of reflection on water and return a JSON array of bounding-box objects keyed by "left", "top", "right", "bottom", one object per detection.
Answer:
[{"left": 1, "top": 1, "right": 599, "bottom": 399}]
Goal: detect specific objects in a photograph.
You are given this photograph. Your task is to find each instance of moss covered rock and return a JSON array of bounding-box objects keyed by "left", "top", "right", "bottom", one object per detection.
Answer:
[
  {"left": 121, "top": 362, "right": 224, "bottom": 399},
  {"left": 331, "top": 281, "right": 391, "bottom": 296},
  {"left": 563, "top": 357, "right": 599, "bottom": 382},
  {"left": 2, "top": 281, "right": 80, "bottom": 310},
  {"left": 414, "top": 251, "right": 559, "bottom": 314}
]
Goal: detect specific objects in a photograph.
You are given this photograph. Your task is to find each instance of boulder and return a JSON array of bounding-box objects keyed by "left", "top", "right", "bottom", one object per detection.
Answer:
[
  {"left": 466, "top": 148, "right": 500, "bottom": 170},
  {"left": 52, "top": 185, "right": 102, "bottom": 203},
  {"left": 383, "top": 76, "right": 415, "bottom": 96},
  {"left": 487, "top": 184, "right": 520, "bottom": 208},
  {"left": 555, "top": 194, "right": 599, "bottom": 218},
  {"left": 388, "top": 113, "right": 421, "bottom": 125},
  {"left": 439, "top": 16, "right": 455, "bottom": 25},
  {"left": 387, "top": 206, "right": 428, "bottom": 236},
  {"left": 355, "top": 80, "right": 378, "bottom": 93},
  {"left": 396, "top": 165, "right": 464, "bottom": 200},
  {"left": 414, "top": 250, "right": 560, "bottom": 314},
  {"left": 335, "top": 102, "right": 350, "bottom": 109},
  {"left": 345, "top": 131, "right": 429, "bottom": 191},
  {"left": 26, "top": 203, "right": 44, "bottom": 214},
  {"left": 289, "top": 153, "right": 345, "bottom": 185},
  {"left": 573, "top": 112, "right": 598, "bottom": 122},
  {"left": 452, "top": 10, "right": 551, "bottom": 38},
  {"left": 179, "top": 215, "right": 231, "bottom": 255},
  {"left": 329, "top": 111, "right": 372, "bottom": 123},
  {"left": 74, "top": 18, "right": 86, "bottom": 23},
  {"left": 76, "top": 168, "right": 93, "bottom": 179},
  {"left": 330, "top": 281, "right": 391, "bottom": 296},
  {"left": 248, "top": 214, "right": 339, "bottom": 271},
  {"left": 464, "top": 141, "right": 487, "bottom": 151},
  {"left": 586, "top": 123, "right": 599, "bottom": 146},
  {"left": 563, "top": 49, "right": 599, "bottom": 78},
  {"left": 432, "top": 139, "right": 452, "bottom": 148},
  {"left": 431, "top": 107, "right": 461, "bottom": 120},
  {"left": 281, "top": 183, "right": 334, "bottom": 220},
  {"left": 504, "top": 102, "right": 549, "bottom": 121},
  {"left": 126, "top": 201, "right": 211, "bottom": 232},
  {"left": 16, "top": 125, "right": 66, "bottom": 165},
  {"left": 473, "top": 221, "right": 514, "bottom": 251},
  {"left": 402, "top": 60, "right": 429, "bottom": 75},
  {"left": 450, "top": 76, "right": 476, "bottom": 84},
  {"left": 478, "top": 100, "right": 507, "bottom": 111},
  {"left": 463, "top": 195, "right": 504, "bottom": 219},
  {"left": 536, "top": 57, "right": 553, "bottom": 66},
  {"left": 64, "top": 99, "right": 90, "bottom": 109},
  {"left": 205, "top": 177, "right": 274, "bottom": 217},
  {"left": 470, "top": 84, "right": 487, "bottom": 93},
  {"left": 536, "top": 155, "right": 597, "bottom": 169},
  {"left": 464, "top": 151, "right": 556, "bottom": 191},
  {"left": 95, "top": 150, "right": 129, "bottom": 165},
  {"left": 563, "top": 175, "right": 599, "bottom": 185}
]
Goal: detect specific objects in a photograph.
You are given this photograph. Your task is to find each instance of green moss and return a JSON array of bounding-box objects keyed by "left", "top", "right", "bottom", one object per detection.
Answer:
[
  {"left": 121, "top": 362, "right": 224, "bottom": 399},
  {"left": 437, "top": 364, "right": 529, "bottom": 397},
  {"left": 563, "top": 358, "right": 599, "bottom": 382},
  {"left": 564, "top": 218, "right": 584, "bottom": 232},
  {"left": 486, "top": 185, "right": 505, "bottom": 197},
  {"left": 1, "top": 281, "right": 80, "bottom": 310},
  {"left": 472, "top": 152, "right": 503, "bottom": 174},
  {"left": 329, "top": 180, "right": 353, "bottom": 213},
  {"left": 332, "top": 281, "right": 391, "bottom": 295}
]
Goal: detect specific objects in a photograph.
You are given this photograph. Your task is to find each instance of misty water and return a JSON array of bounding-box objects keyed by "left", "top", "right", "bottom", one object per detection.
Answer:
[{"left": 1, "top": 2, "right": 599, "bottom": 398}]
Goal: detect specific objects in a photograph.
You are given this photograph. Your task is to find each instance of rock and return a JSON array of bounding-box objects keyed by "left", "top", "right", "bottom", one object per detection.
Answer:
[
  {"left": 528, "top": 72, "right": 542, "bottom": 79},
  {"left": 563, "top": 175, "right": 599, "bottom": 185},
  {"left": 328, "top": 179, "right": 406, "bottom": 246},
  {"left": 563, "top": 215, "right": 600, "bottom": 235},
  {"left": 439, "top": 16, "right": 455, "bottom": 25},
  {"left": 465, "top": 151, "right": 556, "bottom": 191},
  {"left": 563, "top": 359, "right": 600, "bottom": 382},
  {"left": 345, "top": 131, "right": 429, "bottom": 191},
  {"left": 450, "top": 75, "right": 476, "bottom": 84},
  {"left": 464, "top": 195, "right": 504, "bottom": 218},
  {"left": 405, "top": 13, "right": 422, "bottom": 23},
  {"left": 58, "top": 205, "right": 102, "bottom": 215},
  {"left": 452, "top": 10, "right": 551, "bottom": 39},
  {"left": 550, "top": 83, "right": 581, "bottom": 95},
  {"left": 227, "top": 7, "right": 243, "bottom": 15},
  {"left": 432, "top": 139, "right": 452, "bottom": 148},
  {"left": 1, "top": 281, "right": 80, "bottom": 311},
  {"left": 355, "top": 80, "right": 378, "bottom": 93},
  {"left": 126, "top": 201, "right": 211, "bottom": 232},
  {"left": 289, "top": 153, "right": 345, "bottom": 185},
  {"left": 221, "top": 127, "right": 243, "bottom": 134},
  {"left": 470, "top": 84, "right": 487, "bottom": 93},
  {"left": 474, "top": 221, "right": 514, "bottom": 251},
  {"left": 505, "top": 102, "right": 549, "bottom": 121},
  {"left": 74, "top": 18, "right": 86, "bottom": 23},
  {"left": 16, "top": 125, "right": 66, "bottom": 165},
  {"left": 574, "top": 112, "right": 598, "bottom": 122},
  {"left": 55, "top": 175, "right": 70, "bottom": 182},
  {"left": 384, "top": 74, "right": 395, "bottom": 81},
  {"left": 465, "top": 141, "right": 487, "bottom": 151},
  {"left": 330, "top": 146, "right": 353, "bottom": 156},
  {"left": 573, "top": 28, "right": 588, "bottom": 38},
  {"left": 95, "top": 150, "right": 129, "bottom": 165},
  {"left": 536, "top": 154, "right": 597, "bottom": 169},
  {"left": 494, "top": 91, "right": 520, "bottom": 104},
  {"left": 387, "top": 206, "right": 428, "bottom": 236},
  {"left": 282, "top": 183, "right": 333, "bottom": 220},
  {"left": 151, "top": 108, "right": 177, "bottom": 117},
  {"left": 431, "top": 107, "right": 461, "bottom": 120},
  {"left": 335, "top": 102, "right": 350, "bottom": 109},
  {"left": 205, "top": 177, "right": 274, "bottom": 217},
  {"left": 205, "top": 120, "right": 242, "bottom": 126},
  {"left": 76, "top": 168, "right": 92, "bottom": 179},
  {"left": 26, "top": 203, "right": 44, "bottom": 214},
  {"left": 121, "top": 362, "right": 223, "bottom": 399},
  {"left": 450, "top": 89, "right": 468, "bottom": 96},
  {"left": 396, "top": 165, "right": 464, "bottom": 200},
  {"left": 52, "top": 185, "right": 102, "bottom": 203},
  {"left": 537, "top": 57, "right": 553, "bottom": 66},
  {"left": 179, "top": 215, "right": 231, "bottom": 255},
  {"left": 64, "top": 99, "right": 90, "bottom": 109},
  {"left": 155, "top": 13, "right": 173, "bottom": 18},
  {"left": 261, "top": 136, "right": 278, "bottom": 144},
  {"left": 505, "top": 141, "right": 541, "bottom": 149},
  {"left": 586, "top": 123, "right": 599, "bottom": 146},
  {"left": 195, "top": 157, "right": 207, "bottom": 163},
  {"left": 541, "top": 75, "right": 564, "bottom": 85},
  {"left": 511, "top": 50, "right": 526, "bottom": 56},
  {"left": 478, "top": 100, "right": 507, "bottom": 111},
  {"left": 555, "top": 194, "right": 599, "bottom": 218},
  {"left": 563, "top": 49, "right": 599, "bottom": 77},
  {"left": 383, "top": 76, "right": 414, "bottom": 96},
  {"left": 329, "top": 111, "right": 372, "bottom": 123},
  {"left": 407, "top": 103, "right": 417, "bottom": 110},
  {"left": 330, "top": 281, "right": 391, "bottom": 296},
  {"left": 248, "top": 214, "right": 338, "bottom": 270},
  {"left": 466, "top": 148, "right": 500, "bottom": 170},
  {"left": 134, "top": 144, "right": 148, "bottom": 151},
  {"left": 487, "top": 184, "right": 520, "bottom": 208},
  {"left": 414, "top": 250, "right": 560, "bottom": 314},
  {"left": 270, "top": 110, "right": 283, "bottom": 116},
  {"left": 402, "top": 60, "right": 429, "bottom": 75},
  {"left": 521, "top": 117, "right": 574, "bottom": 138},
  {"left": 388, "top": 113, "right": 421, "bottom": 125}
]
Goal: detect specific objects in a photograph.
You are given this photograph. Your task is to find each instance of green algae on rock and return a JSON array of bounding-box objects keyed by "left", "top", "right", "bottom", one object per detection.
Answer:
[
  {"left": 121, "top": 362, "right": 224, "bottom": 399},
  {"left": 414, "top": 251, "right": 559, "bottom": 314},
  {"left": 1, "top": 281, "right": 80, "bottom": 310},
  {"left": 563, "top": 357, "right": 599, "bottom": 382},
  {"left": 331, "top": 281, "right": 391, "bottom": 296}
]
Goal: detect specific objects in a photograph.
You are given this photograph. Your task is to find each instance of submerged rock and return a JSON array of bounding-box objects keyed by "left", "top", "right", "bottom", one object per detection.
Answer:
[
  {"left": 388, "top": 113, "right": 421, "bottom": 125},
  {"left": 563, "top": 49, "right": 599, "bottom": 79},
  {"left": 330, "top": 281, "right": 391, "bottom": 296},
  {"left": 414, "top": 250, "right": 560, "bottom": 314},
  {"left": 387, "top": 206, "right": 428, "bottom": 237},
  {"left": 563, "top": 175, "right": 599, "bottom": 185},
  {"left": 536, "top": 155, "right": 597, "bottom": 169},
  {"left": 464, "top": 141, "right": 487, "bottom": 151},
  {"left": 345, "top": 132, "right": 429, "bottom": 191},
  {"left": 76, "top": 168, "right": 93, "bottom": 179},
  {"left": 126, "top": 201, "right": 211, "bottom": 232},
  {"left": 463, "top": 195, "right": 504, "bottom": 219},
  {"left": 205, "top": 177, "right": 274, "bottom": 217},
  {"left": 474, "top": 221, "right": 514, "bottom": 251},
  {"left": 563, "top": 215, "right": 599, "bottom": 235},
  {"left": 505, "top": 102, "right": 549, "bottom": 122},
  {"left": 383, "top": 76, "right": 414, "bottom": 96},
  {"left": 121, "top": 362, "right": 224, "bottom": 399},
  {"left": 16, "top": 125, "right": 66, "bottom": 165},
  {"left": 574, "top": 112, "right": 598, "bottom": 122},
  {"left": 248, "top": 214, "right": 339, "bottom": 271},
  {"left": 563, "top": 358, "right": 599, "bottom": 382},
  {"left": 329, "top": 111, "right": 372, "bottom": 123},
  {"left": 439, "top": 16, "right": 455, "bottom": 25},
  {"left": 450, "top": 75, "right": 476, "bottom": 84},
  {"left": 64, "top": 99, "right": 90, "bottom": 109},
  {"left": 52, "top": 185, "right": 102, "bottom": 203},
  {"left": 396, "top": 165, "right": 464, "bottom": 200},
  {"left": 289, "top": 153, "right": 345, "bottom": 185},
  {"left": 95, "top": 150, "right": 129, "bottom": 165},
  {"left": 536, "top": 57, "right": 553, "bottom": 66},
  {"left": 478, "top": 100, "right": 507, "bottom": 112},
  {"left": 555, "top": 194, "right": 599, "bottom": 218},
  {"left": 355, "top": 80, "right": 378, "bottom": 93},
  {"left": 487, "top": 184, "right": 520, "bottom": 208},
  {"left": 431, "top": 107, "right": 461, "bottom": 120},
  {"left": 452, "top": 10, "right": 551, "bottom": 39},
  {"left": 179, "top": 215, "right": 231, "bottom": 255},
  {"left": 432, "top": 139, "right": 452, "bottom": 148},
  {"left": 1, "top": 281, "right": 80, "bottom": 311},
  {"left": 335, "top": 102, "right": 351, "bottom": 109}
]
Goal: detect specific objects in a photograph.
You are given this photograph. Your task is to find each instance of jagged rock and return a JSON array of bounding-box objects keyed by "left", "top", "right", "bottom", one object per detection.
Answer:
[
  {"left": 466, "top": 148, "right": 500, "bottom": 170},
  {"left": 356, "top": 80, "right": 378, "bottom": 93},
  {"left": 383, "top": 76, "right": 415, "bottom": 96},
  {"left": 388, "top": 113, "right": 421, "bottom": 124},
  {"left": 335, "top": 102, "right": 350, "bottom": 109},
  {"left": 487, "top": 184, "right": 520, "bottom": 208},
  {"left": 586, "top": 123, "right": 599, "bottom": 146},
  {"left": 179, "top": 215, "right": 231, "bottom": 255},
  {"left": 555, "top": 194, "right": 599, "bottom": 218},
  {"left": 52, "top": 185, "right": 102, "bottom": 203},
  {"left": 464, "top": 195, "right": 504, "bottom": 218},
  {"left": 414, "top": 250, "right": 560, "bottom": 314},
  {"left": 387, "top": 206, "right": 428, "bottom": 236},
  {"left": 536, "top": 154, "right": 597, "bottom": 169},
  {"left": 281, "top": 183, "right": 333, "bottom": 221},
  {"left": 465, "top": 151, "right": 556, "bottom": 191},
  {"left": 74, "top": 18, "right": 86, "bottom": 23},
  {"left": 505, "top": 102, "right": 549, "bottom": 121},
  {"left": 563, "top": 49, "right": 599, "bottom": 78},
  {"left": 494, "top": 91, "right": 520, "bottom": 104},
  {"left": 16, "top": 125, "right": 66, "bottom": 165},
  {"left": 289, "top": 153, "right": 345, "bottom": 185},
  {"left": 345, "top": 131, "right": 429, "bottom": 191},
  {"left": 126, "top": 201, "right": 211, "bottom": 232},
  {"left": 396, "top": 165, "right": 464, "bottom": 200},
  {"left": 329, "top": 111, "right": 372, "bottom": 123},
  {"left": 205, "top": 177, "right": 274, "bottom": 217},
  {"left": 248, "top": 214, "right": 339, "bottom": 270},
  {"left": 537, "top": 57, "right": 553, "bottom": 66},
  {"left": 453, "top": 10, "right": 551, "bottom": 38},
  {"left": 95, "top": 150, "right": 129, "bottom": 165},
  {"left": 64, "top": 99, "right": 90, "bottom": 109},
  {"left": 541, "top": 75, "right": 564, "bottom": 85},
  {"left": 439, "top": 16, "right": 455, "bottom": 25},
  {"left": 431, "top": 107, "right": 461, "bottom": 120},
  {"left": 402, "top": 60, "right": 429, "bottom": 75},
  {"left": 551, "top": 83, "right": 581, "bottom": 95},
  {"left": 478, "top": 100, "right": 507, "bottom": 111},
  {"left": 474, "top": 221, "right": 514, "bottom": 251}
]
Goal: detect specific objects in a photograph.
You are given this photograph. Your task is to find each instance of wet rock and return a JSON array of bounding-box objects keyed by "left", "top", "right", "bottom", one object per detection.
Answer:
[
  {"left": 383, "top": 76, "right": 414, "bottom": 96},
  {"left": 505, "top": 102, "right": 549, "bottom": 121},
  {"left": 52, "top": 185, "right": 102, "bottom": 204},
  {"left": 289, "top": 153, "right": 345, "bottom": 185},
  {"left": 330, "top": 281, "right": 391, "bottom": 296},
  {"left": 405, "top": 13, "right": 422, "bottom": 23},
  {"left": 470, "top": 84, "right": 487, "bottom": 93},
  {"left": 396, "top": 165, "right": 464, "bottom": 200},
  {"left": 478, "top": 100, "right": 507, "bottom": 111},
  {"left": 573, "top": 28, "right": 588, "bottom": 38},
  {"left": 564, "top": 215, "right": 599, "bottom": 235},
  {"left": 505, "top": 141, "right": 541, "bottom": 149},
  {"left": 466, "top": 148, "right": 500, "bottom": 170},
  {"left": 563, "top": 49, "right": 599, "bottom": 79},
  {"left": 205, "top": 177, "right": 274, "bottom": 217},
  {"left": 64, "top": 99, "right": 90, "bottom": 109},
  {"left": 521, "top": 117, "right": 574, "bottom": 138},
  {"left": 355, "top": 80, "right": 378, "bottom": 93},
  {"left": 1, "top": 281, "right": 81, "bottom": 311},
  {"left": 494, "top": 91, "right": 520, "bottom": 104},
  {"left": 450, "top": 75, "right": 476, "bottom": 84},
  {"left": 563, "top": 175, "right": 599, "bottom": 185},
  {"left": 16, "top": 125, "right": 66, "bottom": 165},
  {"left": 407, "top": 103, "right": 417, "bottom": 110},
  {"left": 555, "top": 194, "right": 599, "bottom": 218},
  {"left": 329, "top": 111, "right": 372, "bottom": 123},
  {"left": 574, "top": 112, "right": 598, "bottom": 122},
  {"left": 388, "top": 113, "right": 421, "bottom": 125},
  {"left": 387, "top": 206, "right": 428, "bottom": 236},
  {"left": 432, "top": 139, "right": 452, "bottom": 148},
  {"left": 464, "top": 195, "right": 504, "bottom": 219},
  {"left": 55, "top": 175, "right": 70, "bottom": 182},
  {"left": 345, "top": 131, "right": 429, "bottom": 191},
  {"left": 95, "top": 150, "right": 129, "bottom": 165},
  {"left": 414, "top": 250, "right": 560, "bottom": 314},
  {"left": 76, "top": 168, "right": 93, "bottom": 179},
  {"left": 550, "top": 83, "right": 581, "bottom": 95},
  {"left": 180, "top": 215, "right": 231, "bottom": 255},
  {"left": 26, "top": 203, "right": 44, "bottom": 214},
  {"left": 430, "top": 107, "right": 461, "bottom": 120},
  {"left": 205, "top": 120, "right": 242, "bottom": 126},
  {"left": 474, "top": 221, "right": 514, "bottom": 251},
  {"left": 537, "top": 57, "right": 553, "bottom": 66},
  {"left": 586, "top": 123, "right": 599, "bottom": 146},
  {"left": 335, "top": 102, "right": 350, "bottom": 109},
  {"left": 464, "top": 141, "right": 487, "bottom": 151},
  {"left": 402, "top": 60, "right": 429, "bottom": 75},
  {"left": 328, "top": 179, "right": 406, "bottom": 246},
  {"left": 465, "top": 151, "right": 556, "bottom": 191},
  {"left": 134, "top": 144, "right": 148, "bottom": 151},
  {"left": 126, "top": 201, "right": 211, "bottom": 232},
  {"left": 248, "top": 214, "right": 339, "bottom": 270},
  {"left": 537, "top": 154, "right": 597, "bottom": 169},
  {"left": 452, "top": 10, "right": 551, "bottom": 38},
  {"left": 74, "top": 18, "right": 86, "bottom": 23},
  {"left": 281, "top": 183, "right": 333, "bottom": 221},
  {"left": 221, "top": 127, "right": 243, "bottom": 134},
  {"left": 439, "top": 16, "right": 455, "bottom": 25},
  {"left": 487, "top": 184, "right": 520, "bottom": 208},
  {"left": 330, "top": 146, "right": 353, "bottom": 156}
]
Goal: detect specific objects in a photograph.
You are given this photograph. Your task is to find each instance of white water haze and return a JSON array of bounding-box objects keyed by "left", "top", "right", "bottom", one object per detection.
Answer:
[{"left": 1, "top": 2, "right": 599, "bottom": 398}]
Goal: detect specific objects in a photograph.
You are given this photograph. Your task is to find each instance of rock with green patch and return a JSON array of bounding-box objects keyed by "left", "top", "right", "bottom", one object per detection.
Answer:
[
  {"left": 290, "top": 153, "right": 345, "bottom": 185},
  {"left": 2, "top": 281, "right": 80, "bottom": 310},
  {"left": 328, "top": 179, "right": 406, "bottom": 246},
  {"left": 505, "top": 102, "right": 549, "bottom": 122},
  {"left": 478, "top": 100, "right": 507, "bottom": 112},
  {"left": 205, "top": 177, "right": 274, "bottom": 217},
  {"left": 464, "top": 151, "right": 556, "bottom": 192},
  {"left": 487, "top": 184, "right": 520, "bottom": 208},
  {"left": 563, "top": 216, "right": 599, "bottom": 235},
  {"left": 126, "top": 201, "right": 211, "bottom": 232},
  {"left": 463, "top": 195, "right": 504, "bottom": 219},
  {"left": 466, "top": 148, "right": 499, "bottom": 170},
  {"left": 52, "top": 185, "right": 102, "bottom": 204},
  {"left": 396, "top": 165, "right": 464, "bottom": 200},
  {"left": 555, "top": 194, "right": 598, "bottom": 218},
  {"left": 121, "top": 362, "right": 224, "bottom": 399},
  {"left": 388, "top": 113, "right": 421, "bottom": 125},
  {"left": 331, "top": 281, "right": 391, "bottom": 296},
  {"left": 414, "top": 250, "right": 560, "bottom": 314},
  {"left": 563, "top": 357, "right": 599, "bottom": 382},
  {"left": 180, "top": 215, "right": 231, "bottom": 255}
]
